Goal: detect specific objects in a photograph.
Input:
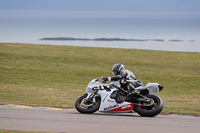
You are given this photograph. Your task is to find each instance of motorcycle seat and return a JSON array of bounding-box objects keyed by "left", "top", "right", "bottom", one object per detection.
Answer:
[{"left": 135, "top": 86, "right": 146, "bottom": 91}]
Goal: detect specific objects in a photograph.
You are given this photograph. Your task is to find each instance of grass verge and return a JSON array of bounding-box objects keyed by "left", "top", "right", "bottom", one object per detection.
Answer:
[
  {"left": 0, "top": 129, "right": 49, "bottom": 133},
  {"left": 0, "top": 43, "right": 200, "bottom": 115}
]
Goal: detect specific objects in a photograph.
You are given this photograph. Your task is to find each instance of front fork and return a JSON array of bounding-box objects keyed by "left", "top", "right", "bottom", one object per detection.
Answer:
[{"left": 85, "top": 90, "right": 99, "bottom": 103}]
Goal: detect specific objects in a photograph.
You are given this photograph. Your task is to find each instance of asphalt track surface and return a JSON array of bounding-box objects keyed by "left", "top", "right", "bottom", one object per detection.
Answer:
[{"left": 0, "top": 105, "right": 200, "bottom": 133}]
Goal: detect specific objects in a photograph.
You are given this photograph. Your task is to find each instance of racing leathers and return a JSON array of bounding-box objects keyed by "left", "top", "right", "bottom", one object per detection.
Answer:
[{"left": 103, "top": 69, "right": 143, "bottom": 96}]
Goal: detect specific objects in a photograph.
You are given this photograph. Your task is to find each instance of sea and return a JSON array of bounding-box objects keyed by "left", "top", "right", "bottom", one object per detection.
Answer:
[{"left": 0, "top": 10, "right": 200, "bottom": 52}]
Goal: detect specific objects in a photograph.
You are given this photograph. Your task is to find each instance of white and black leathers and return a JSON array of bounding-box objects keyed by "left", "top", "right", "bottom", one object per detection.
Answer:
[{"left": 106, "top": 69, "right": 143, "bottom": 92}]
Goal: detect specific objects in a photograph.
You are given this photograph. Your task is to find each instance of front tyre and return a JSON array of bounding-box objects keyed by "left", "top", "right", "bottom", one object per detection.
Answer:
[
  {"left": 134, "top": 95, "right": 164, "bottom": 117},
  {"left": 75, "top": 93, "right": 101, "bottom": 114}
]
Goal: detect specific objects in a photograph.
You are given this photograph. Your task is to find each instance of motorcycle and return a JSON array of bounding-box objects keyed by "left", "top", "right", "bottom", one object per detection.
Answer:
[{"left": 75, "top": 77, "right": 164, "bottom": 117}]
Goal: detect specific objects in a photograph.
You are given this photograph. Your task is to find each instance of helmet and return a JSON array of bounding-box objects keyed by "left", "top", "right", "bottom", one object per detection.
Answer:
[{"left": 112, "top": 63, "right": 126, "bottom": 76}]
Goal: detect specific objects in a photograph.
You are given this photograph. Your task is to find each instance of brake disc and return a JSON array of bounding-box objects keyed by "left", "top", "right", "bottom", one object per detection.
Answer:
[{"left": 81, "top": 98, "right": 96, "bottom": 108}]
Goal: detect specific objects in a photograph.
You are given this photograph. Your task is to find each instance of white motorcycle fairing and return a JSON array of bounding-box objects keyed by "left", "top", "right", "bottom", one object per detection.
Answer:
[
  {"left": 85, "top": 79, "right": 134, "bottom": 113},
  {"left": 76, "top": 78, "right": 164, "bottom": 117}
]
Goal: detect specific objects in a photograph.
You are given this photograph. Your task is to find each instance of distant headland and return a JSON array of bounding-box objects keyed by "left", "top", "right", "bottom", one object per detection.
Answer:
[
  {"left": 39, "top": 37, "right": 164, "bottom": 42},
  {"left": 39, "top": 37, "right": 195, "bottom": 42}
]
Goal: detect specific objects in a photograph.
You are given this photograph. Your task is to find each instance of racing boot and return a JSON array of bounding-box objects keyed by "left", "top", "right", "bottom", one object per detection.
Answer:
[{"left": 127, "top": 89, "right": 140, "bottom": 97}]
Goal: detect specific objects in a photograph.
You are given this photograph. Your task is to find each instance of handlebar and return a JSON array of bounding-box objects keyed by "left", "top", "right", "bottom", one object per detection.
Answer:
[{"left": 95, "top": 76, "right": 106, "bottom": 83}]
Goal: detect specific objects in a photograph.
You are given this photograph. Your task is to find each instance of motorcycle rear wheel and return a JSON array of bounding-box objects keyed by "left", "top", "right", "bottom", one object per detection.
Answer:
[
  {"left": 75, "top": 93, "right": 101, "bottom": 114},
  {"left": 134, "top": 95, "right": 164, "bottom": 117}
]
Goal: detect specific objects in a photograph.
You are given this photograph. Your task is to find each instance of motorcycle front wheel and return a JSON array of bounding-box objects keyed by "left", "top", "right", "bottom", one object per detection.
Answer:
[
  {"left": 75, "top": 93, "right": 101, "bottom": 114},
  {"left": 134, "top": 95, "right": 164, "bottom": 117}
]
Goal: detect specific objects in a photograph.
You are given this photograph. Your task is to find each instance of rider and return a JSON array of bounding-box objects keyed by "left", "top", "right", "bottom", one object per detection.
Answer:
[{"left": 102, "top": 63, "right": 143, "bottom": 97}]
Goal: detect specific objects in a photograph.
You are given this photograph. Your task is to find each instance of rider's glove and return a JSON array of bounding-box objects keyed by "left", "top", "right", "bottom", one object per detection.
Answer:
[{"left": 102, "top": 77, "right": 108, "bottom": 82}]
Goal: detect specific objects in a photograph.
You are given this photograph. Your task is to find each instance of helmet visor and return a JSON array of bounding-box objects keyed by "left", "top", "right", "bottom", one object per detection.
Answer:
[{"left": 119, "top": 67, "right": 125, "bottom": 75}]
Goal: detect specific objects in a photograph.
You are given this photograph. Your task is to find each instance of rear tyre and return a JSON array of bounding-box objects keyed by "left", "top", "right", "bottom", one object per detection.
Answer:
[
  {"left": 134, "top": 95, "right": 164, "bottom": 117},
  {"left": 75, "top": 93, "right": 101, "bottom": 114}
]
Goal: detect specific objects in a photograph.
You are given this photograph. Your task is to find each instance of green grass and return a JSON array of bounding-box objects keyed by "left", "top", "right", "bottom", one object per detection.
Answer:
[{"left": 0, "top": 43, "right": 200, "bottom": 114}]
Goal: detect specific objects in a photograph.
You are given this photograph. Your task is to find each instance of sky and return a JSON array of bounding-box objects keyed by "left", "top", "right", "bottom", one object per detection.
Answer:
[
  {"left": 0, "top": 0, "right": 200, "bottom": 13},
  {"left": 0, "top": 0, "right": 200, "bottom": 49}
]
